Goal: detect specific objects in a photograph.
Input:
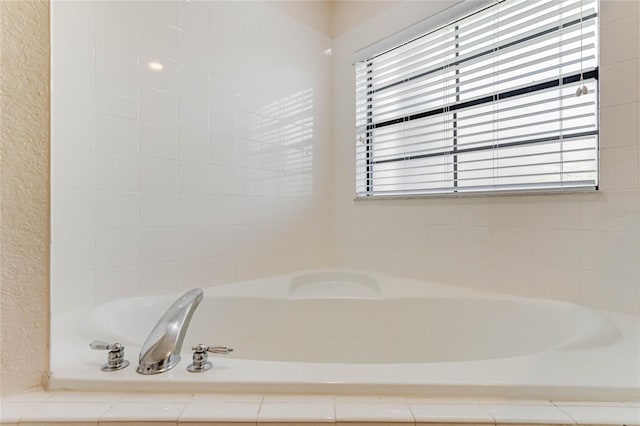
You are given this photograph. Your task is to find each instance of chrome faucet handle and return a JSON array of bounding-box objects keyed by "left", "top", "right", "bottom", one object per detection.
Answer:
[
  {"left": 187, "top": 344, "right": 234, "bottom": 372},
  {"left": 90, "top": 341, "right": 130, "bottom": 372},
  {"left": 204, "top": 345, "right": 234, "bottom": 354},
  {"left": 90, "top": 340, "right": 117, "bottom": 350}
]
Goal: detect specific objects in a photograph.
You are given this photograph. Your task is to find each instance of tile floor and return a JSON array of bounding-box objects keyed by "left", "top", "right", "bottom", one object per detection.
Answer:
[{"left": 1, "top": 389, "right": 639, "bottom": 425}]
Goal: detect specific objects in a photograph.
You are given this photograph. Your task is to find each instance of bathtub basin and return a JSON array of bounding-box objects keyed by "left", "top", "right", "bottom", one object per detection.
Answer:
[{"left": 50, "top": 268, "right": 640, "bottom": 400}]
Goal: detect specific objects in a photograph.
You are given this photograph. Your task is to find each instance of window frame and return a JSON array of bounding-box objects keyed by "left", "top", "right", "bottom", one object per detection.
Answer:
[{"left": 354, "top": 0, "right": 600, "bottom": 199}]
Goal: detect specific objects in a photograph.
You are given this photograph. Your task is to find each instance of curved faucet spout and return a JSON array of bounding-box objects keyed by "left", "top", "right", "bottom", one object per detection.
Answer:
[{"left": 137, "top": 288, "right": 204, "bottom": 375}]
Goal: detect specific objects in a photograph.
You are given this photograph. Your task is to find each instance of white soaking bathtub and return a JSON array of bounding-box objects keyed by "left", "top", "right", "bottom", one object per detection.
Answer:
[{"left": 49, "top": 269, "right": 640, "bottom": 400}]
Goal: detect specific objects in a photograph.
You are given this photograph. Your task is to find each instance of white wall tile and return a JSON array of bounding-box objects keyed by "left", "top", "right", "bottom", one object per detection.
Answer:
[
  {"left": 178, "top": 194, "right": 210, "bottom": 226},
  {"left": 95, "top": 192, "right": 139, "bottom": 230},
  {"left": 52, "top": 231, "right": 95, "bottom": 272},
  {"left": 52, "top": 107, "right": 94, "bottom": 151},
  {"left": 531, "top": 266, "right": 582, "bottom": 303},
  {"left": 532, "top": 229, "right": 582, "bottom": 269},
  {"left": 141, "top": 88, "right": 177, "bottom": 126},
  {"left": 95, "top": 114, "right": 139, "bottom": 156},
  {"left": 52, "top": 191, "right": 94, "bottom": 232},
  {"left": 52, "top": 65, "right": 94, "bottom": 111},
  {"left": 238, "top": 138, "right": 262, "bottom": 169},
  {"left": 52, "top": 0, "right": 333, "bottom": 312},
  {"left": 178, "top": 66, "right": 209, "bottom": 131},
  {"left": 178, "top": 4, "right": 210, "bottom": 69},
  {"left": 95, "top": 66, "right": 139, "bottom": 120},
  {"left": 490, "top": 227, "right": 533, "bottom": 263},
  {"left": 140, "top": 261, "right": 177, "bottom": 296},
  {"left": 95, "top": 1, "right": 138, "bottom": 53},
  {"left": 96, "top": 153, "right": 139, "bottom": 192},
  {"left": 52, "top": 23, "right": 94, "bottom": 71},
  {"left": 210, "top": 195, "right": 238, "bottom": 225},
  {"left": 581, "top": 269, "right": 640, "bottom": 313},
  {"left": 140, "top": 1, "right": 176, "bottom": 26},
  {"left": 426, "top": 224, "right": 458, "bottom": 257},
  {"left": 581, "top": 190, "right": 640, "bottom": 232},
  {"left": 95, "top": 229, "right": 139, "bottom": 268},
  {"left": 210, "top": 165, "right": 237, "bottom": 195},
  {"left": 178, "top": 162, "right": 209, "bottom": 195},
  {"left": 177, "top": 1, "right": 209, "bottom": 35},
  {"left": 237, "top": 167, "right": 262, "bottom": 196},
  {"left": 95, "top": 264, "right": 139, "bottom": 304},
  {"left": 141, "top": 55, "right": 177, "bottom": 93},
  {"left": 178, "top": 128, "right": 209, "bottom": 162},
  {"left": 211, "top": 104, "right": 238, "bottom": 137},
  {"left": 176, "top": 226, "right": 210, "bottom": 259},
  {"left": 141, "top": 122, "right": 177, "bottom": 160},
  {"left": 527, "top": 194, "right": 582, "bottom": 230},
  {"left": 600, "top": 0, "right": 640, "bottom": 25},
  {"left": 600, "top": 146, "right": 639, "bottom": 190},
  {"left": 51, "top": 268, "right": 95, "bottom": 314},
  {"left": 458, "top": 226, "right": 491, "bottom": 260},
  {"left": 600, "top": 102, "right": 639, "bottom": 149},
  {"left": 140, "top": 228, "right": 177, "bottom": 263},
  {"left": 238, "top": 110, "right": 262, "bottom": 142},
  {"left": 581, "top": 230, "right": 639, "bottom": 275},
  {"left": 600, "top": 14, "right": 639, "bottom": 66},
  {"left": 140, "top": 157, "right": 177, "bottom": 194},
  {"left": 211, "top": 72, "right": 238, "bottom": 109},
  {"left": 177, "top": 257, "right": 210, "bottom": 291},
  {"left": 140, "top": 193, "right": 177, "bottom": 228},
  {"left": 53, "top": 148, "right": 93, "bottom": 191},
  {"left": 209, "top": 254, "right": 237, "bottom": 284},
  {"left": 52, "top": 0, "right": 94, "bottom": 33},
  {"left": 209, "top": 224, "right": 239, "bottom": 256},
  {"left": 237, "top": 196, "right": 262, "bottom": 224},
  {"left": 210, "top": 133, "right": 238, "bottom": 166},
  {"left": 600, "top": 59, "right": 640, "bottom": 107},
  {"left": 140, "top": 20, "right": 178, "bottom": 59}
]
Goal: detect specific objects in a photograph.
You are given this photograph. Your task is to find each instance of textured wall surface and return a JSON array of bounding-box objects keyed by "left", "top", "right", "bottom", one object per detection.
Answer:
[{"left": 0, "top": 0, "right": 50, "bottom": 396}]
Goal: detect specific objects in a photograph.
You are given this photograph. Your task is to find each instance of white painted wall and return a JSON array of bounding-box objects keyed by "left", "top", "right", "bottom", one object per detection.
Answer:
[
  {"left": 331, "top": 0, "right": 640, "bottom": 314},
  {"left": 50, "top": 0, "right": 333, "bottom": 314}
]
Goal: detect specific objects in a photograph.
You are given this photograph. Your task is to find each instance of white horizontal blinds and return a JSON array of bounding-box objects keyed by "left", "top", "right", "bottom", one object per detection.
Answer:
[{"left": 355, "top": 0, "right": 598, "bottom": 196}]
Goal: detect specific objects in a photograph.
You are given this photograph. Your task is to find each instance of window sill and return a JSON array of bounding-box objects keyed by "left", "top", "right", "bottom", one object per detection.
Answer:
[{"left": 353, "top": 187, "right": 599, "bottom": 201}]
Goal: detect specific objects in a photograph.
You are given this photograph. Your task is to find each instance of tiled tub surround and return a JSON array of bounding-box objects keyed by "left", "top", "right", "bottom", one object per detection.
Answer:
[
  {"left": 50, "top": 270, "right": 639, "bottom": 400},
  {"left": 1, "top": 390, "right": 639, "bottom": 425},
  {"left": 50, "top": 0, "right": 332, "bottom": 315},
  {"left": 40, "top": 2, "right": 640, "bottom": 424}
]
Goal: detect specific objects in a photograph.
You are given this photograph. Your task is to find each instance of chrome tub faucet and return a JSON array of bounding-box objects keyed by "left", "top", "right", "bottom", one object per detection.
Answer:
[{"left": 137, "top": 288, "right": 204, "bottom": 375}]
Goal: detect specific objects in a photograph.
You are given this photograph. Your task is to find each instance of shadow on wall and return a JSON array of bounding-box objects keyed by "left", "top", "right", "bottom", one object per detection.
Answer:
[{"left": 258, "top": 87, "right": 315, "bottom": 198}]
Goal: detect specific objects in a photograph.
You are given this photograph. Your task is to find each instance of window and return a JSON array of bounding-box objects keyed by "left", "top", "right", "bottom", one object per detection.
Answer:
[{"left": 355, "top": 0, "right": 599, "bottom": 197}]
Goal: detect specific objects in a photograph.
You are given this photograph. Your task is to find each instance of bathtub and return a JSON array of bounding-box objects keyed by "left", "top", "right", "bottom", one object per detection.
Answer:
[{"left": 50, "top": 269, "right": 640, "bottom": 400}]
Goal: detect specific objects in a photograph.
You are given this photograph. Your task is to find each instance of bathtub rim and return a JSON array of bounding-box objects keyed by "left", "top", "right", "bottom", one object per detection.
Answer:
[{"left": 48, "top": 267, "right": 640, "bottom": 401}]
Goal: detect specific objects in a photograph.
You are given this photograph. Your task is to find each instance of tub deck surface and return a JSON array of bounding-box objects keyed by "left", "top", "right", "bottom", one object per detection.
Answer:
[{"left": 50, "top": 269, "right": 640, "bottom": 401}]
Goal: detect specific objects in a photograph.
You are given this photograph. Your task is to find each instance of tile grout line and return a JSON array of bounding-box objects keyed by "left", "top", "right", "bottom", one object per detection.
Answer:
[
  {"left": 175, "top": 393, "right": 195, "bottom": 425},
  {"left": 553, "top": 402, "right": 581, "bottom": 426}
]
